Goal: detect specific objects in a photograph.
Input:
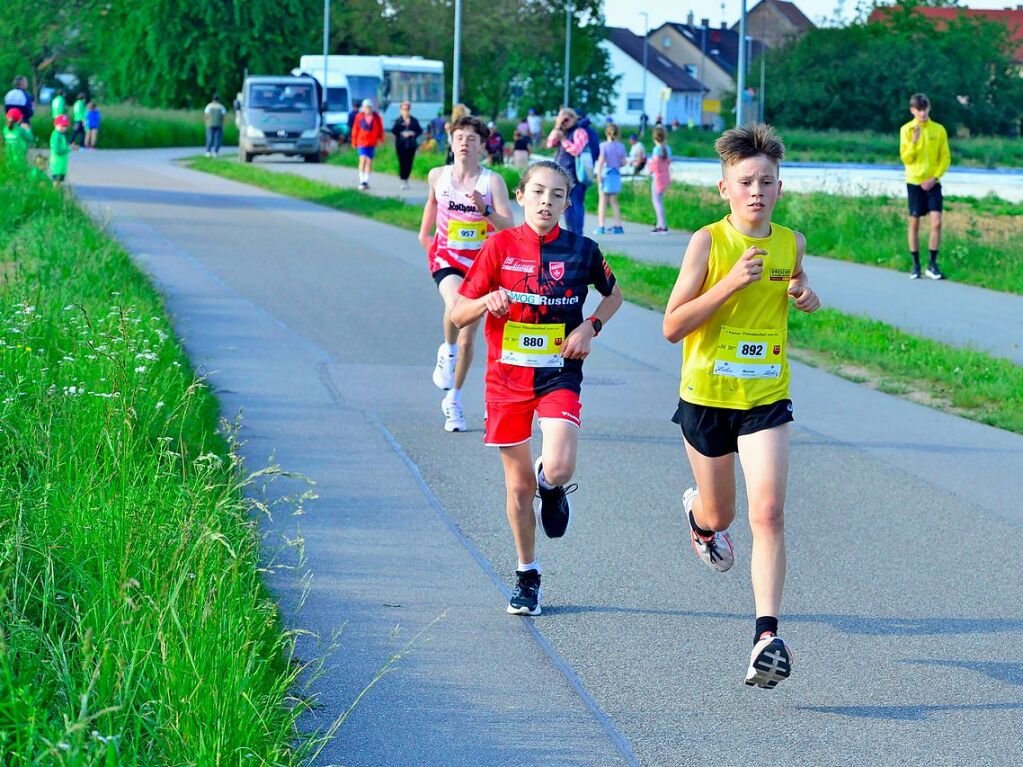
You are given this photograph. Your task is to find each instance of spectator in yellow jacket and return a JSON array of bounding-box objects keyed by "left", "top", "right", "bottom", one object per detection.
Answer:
[{"left": 899, "top": 93, "right": 951, "bottom": 280}]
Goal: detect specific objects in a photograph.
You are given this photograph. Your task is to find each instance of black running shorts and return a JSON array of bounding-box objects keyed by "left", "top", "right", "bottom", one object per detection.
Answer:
[
  {"left": 907, "top": 182, "right": 943, "bottom": 217},
  {"left": 671, "top": 398, "right": 794, "bottom": 458},
  {"left": 432, "top": 265, "right": 466, "bottom": 286}
]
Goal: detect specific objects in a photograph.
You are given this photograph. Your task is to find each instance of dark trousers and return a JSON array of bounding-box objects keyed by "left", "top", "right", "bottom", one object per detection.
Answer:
[
  {"left": 564, "top": 181, "right": 588, "bottom": 233},
  {"left": 70, "top": 121, "right": 86, "bottom": 146},
  {"left": 205, "top": 126, "right": 223, "bottom": 154},
  {"left": 396, "top": 145, "right": 416, "bottom": 180}
]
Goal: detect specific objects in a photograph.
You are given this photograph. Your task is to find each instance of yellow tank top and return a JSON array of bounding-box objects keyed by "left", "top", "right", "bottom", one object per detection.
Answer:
[{"left": 680, "top": 216, "right": 797, "bottom": 409}]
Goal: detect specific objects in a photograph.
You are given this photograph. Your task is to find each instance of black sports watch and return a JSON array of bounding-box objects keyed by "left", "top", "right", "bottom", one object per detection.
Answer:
[
  {"left": 482, "top": 204, "right": 494, "bottom": 217},
  {"left": 587, "top": 316, "right": 603, "bottom": 336}
]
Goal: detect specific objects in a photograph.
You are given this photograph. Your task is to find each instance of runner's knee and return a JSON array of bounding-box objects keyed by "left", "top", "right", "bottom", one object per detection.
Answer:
[
  {"left": 541, "top": 458, "right": 575, "bottom": 487},
  {"left": 748, "top": 499, "right": 784, "bottom": 535},
  {"left": 506, "top": 476, "right": 537, "bottom": 506}
]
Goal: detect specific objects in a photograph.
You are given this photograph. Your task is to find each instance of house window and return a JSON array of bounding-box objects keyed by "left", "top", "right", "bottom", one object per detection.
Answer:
[
  {"left": 685, "top": 64, "right": 697, "bottom": 77},
  {"left": 627, "top": 95, "right": 644, "bottom": 112},
  {"left": 662, "top": 36, "right": 671, "bottom": 48}
]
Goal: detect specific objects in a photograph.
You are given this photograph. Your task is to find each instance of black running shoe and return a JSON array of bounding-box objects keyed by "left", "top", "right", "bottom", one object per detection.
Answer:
[
  {"left": 506, "top": 570, "right": 542, "bottom": 616},
  {"left": 745, "top": 636, "right": 794, "bottom": 689},
  {"left": 534, "top": 458, "right": 576, "bottom": 538}
]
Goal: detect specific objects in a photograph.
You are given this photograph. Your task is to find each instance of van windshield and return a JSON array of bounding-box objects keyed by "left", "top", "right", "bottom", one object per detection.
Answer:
[
  {"left": 248, "top": 83, "right": 317, "bottom": 111},
  {"left": 326, "top": 87, "right": 348, "bottom": 112},
  {"left": 347, "top": 76, "right": 381, "bottom": 108}
]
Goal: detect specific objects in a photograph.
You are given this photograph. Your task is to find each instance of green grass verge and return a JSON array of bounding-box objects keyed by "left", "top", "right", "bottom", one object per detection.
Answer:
[
  {"left": 653, "top": 125, "right": 1023, "bottom": 169},
  {"left": 605, "top": 253, "right": 1023, "bottom": 434},
  {"left": 187, "top": 157, "right": 1021, "bottom": 435},
  {"left": 0, "top": 158, "right": 320, "bottom": 762},
  {"left": 587, "top": 181, "right": 1022, "bottom": 295},
  {"left": 30, "top": 103, "right": 239, "bottom": 150}
]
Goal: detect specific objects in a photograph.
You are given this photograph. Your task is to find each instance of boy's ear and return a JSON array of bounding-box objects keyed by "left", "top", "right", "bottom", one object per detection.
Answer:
[{"left": 717, "top": 178, "right": 728, "bottom": 200}]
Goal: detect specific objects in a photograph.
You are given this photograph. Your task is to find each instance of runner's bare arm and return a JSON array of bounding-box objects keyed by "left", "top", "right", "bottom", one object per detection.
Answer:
[
  {"left": 662, "top": 228, "right": 765, "bottom": 343},
  {"left": 451, "top": 289, "right": 509, "bottom": 328},
  {"left": 484, "top": 174, "right": 515, "bottom": 231},
  {"left": 561, "top": 282, "right": 623, "bottom": 359},
  {"left": 418, "top": 168, "right": 440, "bottom": 251},
  {"left": 787, "top": 232, "right": 820, "bottom": 313}
]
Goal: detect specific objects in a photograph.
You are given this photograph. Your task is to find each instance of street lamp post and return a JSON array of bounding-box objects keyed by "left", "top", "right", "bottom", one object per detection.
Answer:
[
  {"left": 322, "top": 0, "right": 330, "bottom": 111},
  {"left": 564, "top": 1, "right": 572, "bottom": 107},
  {"left": 641, "top": 12, "right": 649, "bottom": 128},
  {"left": 736, "top": 0, "right": 747, "bottom": 126},
  {"left": 453, "top": 0, "right": 462, "bottom": 106}
]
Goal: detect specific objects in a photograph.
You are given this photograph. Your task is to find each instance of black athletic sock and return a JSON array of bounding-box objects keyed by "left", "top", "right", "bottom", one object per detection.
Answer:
[
  {"left": 911, "top": 251, "right": 921, "bottom": 269},
  {"left": 688, "top": 509, "right": 714, "bottom": 539},
  {"left": 929, "top": 249, "right": 939, "bottom": 268},
  {"left": 755, "top": 616, "right": 779, "bottom": 645}
]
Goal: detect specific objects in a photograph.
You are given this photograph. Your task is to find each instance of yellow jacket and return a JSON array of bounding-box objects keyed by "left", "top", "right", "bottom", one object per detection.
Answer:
[{"left": 899, "top": 118, "right": 951, "bottom": 184}]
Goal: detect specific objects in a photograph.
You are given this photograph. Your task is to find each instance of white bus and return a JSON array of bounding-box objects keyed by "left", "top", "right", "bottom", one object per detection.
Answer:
[{"left": 296, "top": 55, "right": 444, "bottom": 137}]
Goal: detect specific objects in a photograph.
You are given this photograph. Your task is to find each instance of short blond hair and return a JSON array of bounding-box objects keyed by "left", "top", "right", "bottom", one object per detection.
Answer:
[{"left": 714, "top": 122, "right": 785, "bottom": 168}]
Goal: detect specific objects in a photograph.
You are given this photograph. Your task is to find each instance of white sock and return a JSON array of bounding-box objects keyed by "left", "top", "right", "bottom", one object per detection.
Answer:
[
  {"left": 446, "top": 343, "right": 458, "bottom": 356},
  {"left": 537, "top": 466, "right": 555, "bottom": 490},
  {"left": 518, "top": 560, "right": 539, "bottom": 573},
  {"left": 359, "top": 172, "right": 367, "bottom": 184},
  {"left": 443, "top": 388, "right": 461, "bottom": 405}
]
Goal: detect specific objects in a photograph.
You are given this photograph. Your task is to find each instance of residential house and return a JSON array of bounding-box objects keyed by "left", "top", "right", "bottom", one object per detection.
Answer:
[
  {"left": 649, "top": 18, "right": 766, "bottom": 128},
  {"left": 599, "top": 27, "right": 706, "bottom": 128},
  {"left": 732, "top": 0, "right": 816, "bottom": 50}
]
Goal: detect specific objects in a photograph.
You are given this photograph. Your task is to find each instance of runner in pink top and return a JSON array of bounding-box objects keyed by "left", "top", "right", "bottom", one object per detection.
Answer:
[{"left": 418, "top": 116, "right": 515, "bottom": 432}]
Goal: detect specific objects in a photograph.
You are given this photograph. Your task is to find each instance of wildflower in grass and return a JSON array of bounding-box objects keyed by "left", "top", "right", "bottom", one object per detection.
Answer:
[{"left": 134, "top": 365, "right": 146, "bottom": 373}]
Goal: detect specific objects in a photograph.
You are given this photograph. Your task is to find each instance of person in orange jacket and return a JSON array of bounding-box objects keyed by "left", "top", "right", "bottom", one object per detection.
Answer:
[{"left": 350, "top": 98, "right": 385, "bottom": 190}]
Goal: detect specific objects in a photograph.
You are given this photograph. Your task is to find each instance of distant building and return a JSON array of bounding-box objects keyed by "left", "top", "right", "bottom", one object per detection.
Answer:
[
  {"left": 869, "top": 5, "right": 1023, "bottom": 64},
  {"left": 649, "top": 20, "right": 767, "bottom": 128},
  {"left": 731, "top": 0, "right": 816, "bottom": 50},
  {"left": 600, "top": 27, "right": 706, "bottom": 128}
]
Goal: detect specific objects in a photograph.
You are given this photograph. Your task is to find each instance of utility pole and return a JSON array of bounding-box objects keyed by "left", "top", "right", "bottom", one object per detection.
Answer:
[
  {"left": 322, "top": 0, "right": 330, "bottom": 110},
  {"left": 641, "top": 12, "right": 649, "bottom": 126},
  {"left": 736, "top": 0, "right": 747, "bottom": 126},
  {"left": 564, "top": 1, "right": 572, "bottom": 107},
  {"left": 453, "top": 0, "right": 462, "bottom": 106}
]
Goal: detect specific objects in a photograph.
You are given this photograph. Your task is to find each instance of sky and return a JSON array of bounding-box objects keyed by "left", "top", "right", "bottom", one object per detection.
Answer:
[{"left": 602, "top": 0, "right": 1013, "bottom": 34}]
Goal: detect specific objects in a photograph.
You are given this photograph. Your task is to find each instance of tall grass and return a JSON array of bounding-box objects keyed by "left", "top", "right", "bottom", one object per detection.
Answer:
[
  {"left": 30, "top": 103, "right": 239, "bottom": 150},
  {"left": 0, "top": 158, "right": 319, "bottom": 763}
]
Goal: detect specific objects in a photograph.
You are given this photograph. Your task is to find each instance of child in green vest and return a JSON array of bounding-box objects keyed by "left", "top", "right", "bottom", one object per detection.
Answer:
[
  {"left": 50, "top": 115, "right": 71, "bottom": 185},
  {"left": 3, "top": 107, "right": 34, "bottom": 165},
  {"left": 70, "top": 94, "right": 87, "bottom": 148}
]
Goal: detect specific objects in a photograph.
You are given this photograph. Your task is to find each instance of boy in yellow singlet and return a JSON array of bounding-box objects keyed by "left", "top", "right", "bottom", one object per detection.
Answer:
[{"left": 662, "top": 123, "right": 820, "bottom": 689}]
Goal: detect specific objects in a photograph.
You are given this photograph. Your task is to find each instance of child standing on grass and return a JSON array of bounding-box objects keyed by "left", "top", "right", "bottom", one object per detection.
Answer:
[
  {"left": 3, "top": 108, "right": 33, "bottom": 166},
  {"left": 662, "top": 123, "right": 820, "bottom": 688},
  {"left": 49, "top": 115, "right": 71, "bottom": 186},
  {"left": 593, "top": 123, "right": 626, "bottom": 235},
  {"left": 649, "top": 125, "right": 672, "bottom": 234},
  {"left": 451, "top": 160, "right": 623, "bottom": 616},
  {"left": 85, "top": 102, "right": 101, "bottom": 149}
]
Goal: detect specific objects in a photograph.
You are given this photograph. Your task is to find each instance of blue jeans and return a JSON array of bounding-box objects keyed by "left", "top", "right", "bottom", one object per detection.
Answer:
[
  {"left": 205, "top": 126, "right": 223, "bottom": 154},
  {"left": 564, "top": 181, "right": 589, "bottom": 233}
]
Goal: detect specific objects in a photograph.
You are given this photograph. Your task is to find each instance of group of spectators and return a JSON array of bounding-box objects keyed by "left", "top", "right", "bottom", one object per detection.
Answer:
[{"left": 3, "top": 75, "right": 101, "bottom": 186}]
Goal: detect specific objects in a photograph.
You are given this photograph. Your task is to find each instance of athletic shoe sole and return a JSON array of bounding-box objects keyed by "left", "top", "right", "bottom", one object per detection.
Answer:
[
  {"left": 925, "top": 269, "right": 945, "bottom": 280},
  {"left": 745, "top": 637, "right": 793, "bottom": 689},
  {"left": 534, "top": 457, "right": 572, "bottom": 538}
]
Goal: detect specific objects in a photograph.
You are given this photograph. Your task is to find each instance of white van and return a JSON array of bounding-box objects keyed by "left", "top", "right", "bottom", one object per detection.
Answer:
[
  {"left": 296, "top": 55, "right": 444, "bottom": 138},
  {"left": 235, "top": 75, "right": 322, "bottom": 163}
]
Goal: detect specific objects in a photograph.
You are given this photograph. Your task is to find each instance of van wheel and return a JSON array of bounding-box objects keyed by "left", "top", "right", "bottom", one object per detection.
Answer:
[
  {"left": 303, "top": 153, "right": 320, "bottom": 163},
  {"left": 242, "top": 151, "right": 253, "bottom": 163}
]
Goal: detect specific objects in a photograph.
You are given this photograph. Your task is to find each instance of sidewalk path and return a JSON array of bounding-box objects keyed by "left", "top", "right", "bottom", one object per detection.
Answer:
[
  {"left": 252, "top": 155, "right": 1023, "bottom": 365},
  {"left": 69, "top": 148, "right": 1023, "bottom": 766}
]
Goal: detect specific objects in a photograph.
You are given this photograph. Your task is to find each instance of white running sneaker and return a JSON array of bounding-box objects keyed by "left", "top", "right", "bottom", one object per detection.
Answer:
[
  {"left": 432, "top": 343, "right": 455, "bottom": 390},
  {"left": 442, "top": 399, "right": 466, "bottom": 432},
  {"left": 684, "top": 487, "right": 734, "bottom": 572},
  {"left": 745, "top": 636, "right": 793, "bottom": 689}
]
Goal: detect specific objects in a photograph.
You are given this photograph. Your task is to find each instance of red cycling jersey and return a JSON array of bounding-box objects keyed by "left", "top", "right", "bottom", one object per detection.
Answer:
[{"left": 459, "top": 223, "right": 616, "bottom": 403}]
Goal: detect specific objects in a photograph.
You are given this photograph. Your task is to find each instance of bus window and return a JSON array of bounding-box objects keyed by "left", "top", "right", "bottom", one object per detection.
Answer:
[
  {"left": 348, "top": 76, "right": 381, "bottom": 108},
  {"left": 326, "top": 87, "right": 349, "bottom": 112}
]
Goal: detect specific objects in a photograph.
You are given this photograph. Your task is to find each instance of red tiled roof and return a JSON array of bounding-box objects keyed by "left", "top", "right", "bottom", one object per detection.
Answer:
[{"left": 869, "top": 5, "right": 1023, "bottom": 61}]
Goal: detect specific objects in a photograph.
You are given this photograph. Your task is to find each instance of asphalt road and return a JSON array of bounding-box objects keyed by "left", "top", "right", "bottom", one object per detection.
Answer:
[{"left": 71, "top": 148, "right": 1023, "bottom": 766}]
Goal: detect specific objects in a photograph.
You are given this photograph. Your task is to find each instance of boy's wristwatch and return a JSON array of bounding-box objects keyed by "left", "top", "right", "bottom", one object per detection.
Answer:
[
  {"left": 482, "top": 204, "right": 494, "bottom": 217},
  {"left": 587, "top": 316, "right": 602, "bottom": 336}
]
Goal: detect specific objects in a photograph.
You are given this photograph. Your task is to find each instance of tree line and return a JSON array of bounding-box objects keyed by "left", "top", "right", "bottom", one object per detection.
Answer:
[
  {"left": 0, "top": 0, "right": 615, "bottom": 118},
  {"left": 762, "top": 1, "right": 1023, "bottom": 136}
]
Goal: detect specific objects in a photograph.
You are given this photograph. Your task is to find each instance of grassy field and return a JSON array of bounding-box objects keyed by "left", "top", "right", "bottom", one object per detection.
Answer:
[
  {"left": 188, "top": 158, "right": 1021, "bottom": 434},
  {"left": 29, "top": 103, "right": 239, "bottom": 150},
  {"left": 591, "top": 180, "right": 1022, "bottom": 295},
  {"left": 607, "top": 254, "right": 1023, "bottom": 434},
  {"left": 0, "top": 158, "right": 321, "bottom": 762}
]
